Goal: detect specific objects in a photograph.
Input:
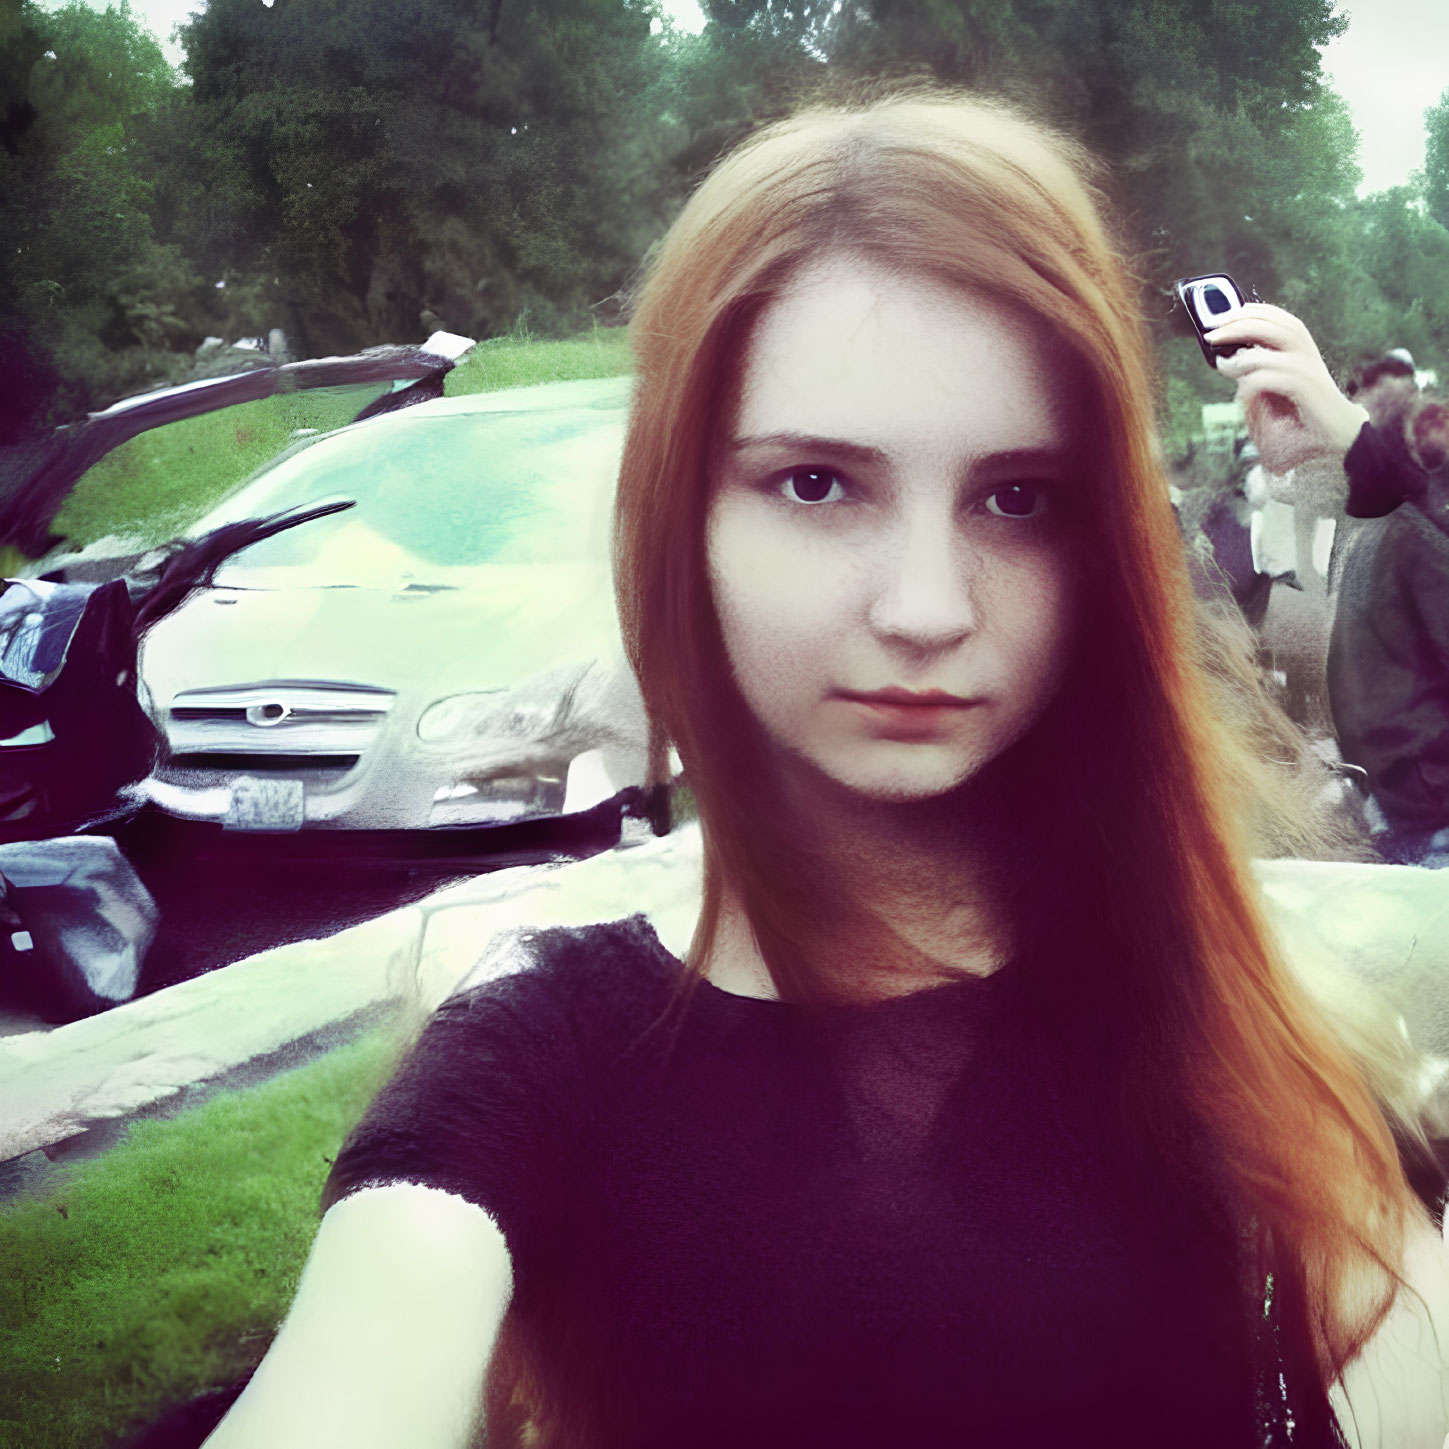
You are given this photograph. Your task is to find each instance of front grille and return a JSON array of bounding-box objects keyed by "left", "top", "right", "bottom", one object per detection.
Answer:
[
  {"left": 166, "top": 681, "right": 394, "bottom": 756},
  {"left": 170, "top": 705, "right": 247, "bottom": 722},
  {"left": 169, "top": 753, "right": 359, "bottom": 774}
]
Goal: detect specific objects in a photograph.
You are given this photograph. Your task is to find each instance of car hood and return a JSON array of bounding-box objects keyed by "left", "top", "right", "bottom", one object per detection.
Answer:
[{"left": 139, "top": 562, "right": 621, "bottom": 707}]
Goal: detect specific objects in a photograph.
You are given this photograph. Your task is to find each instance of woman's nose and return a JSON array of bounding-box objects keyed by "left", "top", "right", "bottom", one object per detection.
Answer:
[{"left": 866, "top": 510, "right": 977, "bottom": 652}]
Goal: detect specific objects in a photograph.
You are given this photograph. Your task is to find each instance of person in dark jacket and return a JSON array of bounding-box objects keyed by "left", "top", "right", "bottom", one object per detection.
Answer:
[
  {"left": 1201, "top": 307, "right": 1449, "bottom": 858},
  {"left": 1326, "top": 400, "right": 1449, "bottom": 863},
  {"left": 1341, "top": 352, "right": 1429, "bottom": 519}
]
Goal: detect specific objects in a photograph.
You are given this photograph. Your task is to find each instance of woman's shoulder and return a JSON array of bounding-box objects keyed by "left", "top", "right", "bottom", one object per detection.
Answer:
[
  {"left": 441, "top": 913, "right": 684, "bottom": 1032},
  {"left": 321, "top": 916, "right": 686, "bottom": 1217}
]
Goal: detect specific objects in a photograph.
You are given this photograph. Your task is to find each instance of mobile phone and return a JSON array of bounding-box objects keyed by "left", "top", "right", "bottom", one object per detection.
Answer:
[{"left": 1175, "top": 274, "right": 1247, "bottom": 366}]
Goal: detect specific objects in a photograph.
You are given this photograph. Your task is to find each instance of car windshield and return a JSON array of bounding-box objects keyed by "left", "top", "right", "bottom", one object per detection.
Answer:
[{"left": 201, "top": 404, "right": 624, "bottom": 587}]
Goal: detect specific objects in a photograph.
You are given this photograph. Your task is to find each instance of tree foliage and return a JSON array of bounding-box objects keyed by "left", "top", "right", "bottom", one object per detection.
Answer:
[
  {"left": 6, "top": 0, "right": 1449, "bottom": 443},
  {"left": 1425, "top": 86, "right": 1449, "bottom": 233},
  {"left": 0, "top": 0, "right": 200, "bottom": 434},
  {"left": 824, "top": 1, "right": 1352, "bottom": 335},
  {"left": 147, "top": 0, "right": 678, "bottom": 357}
]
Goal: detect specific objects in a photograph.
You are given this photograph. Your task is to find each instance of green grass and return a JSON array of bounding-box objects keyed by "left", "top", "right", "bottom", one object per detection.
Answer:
[
  {"left": 0, "top": 1031, "right": 401, "bottom": 1449},
  {"left": 48, "top": 326, "right": 634, "bottom": 556},
  {"left": 50, "top": 383, "right": 392, "bottom": 554},
  {"left": 444, "top": 323, "right": 632, "bottom": 398}
]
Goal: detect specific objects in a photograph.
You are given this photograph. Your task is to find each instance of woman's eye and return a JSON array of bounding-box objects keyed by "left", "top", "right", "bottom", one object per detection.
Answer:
[
  {"left": 779, "top": 468, "right": 845, "bottom": 505},
  {"left": 983, "top": 483, "right": 1048, "bottom": 519}
]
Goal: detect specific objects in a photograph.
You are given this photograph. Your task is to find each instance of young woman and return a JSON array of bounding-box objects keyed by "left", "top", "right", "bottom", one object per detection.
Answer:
[{"left": 203, "top": 91, "right": 1449, "bottom": 1449}]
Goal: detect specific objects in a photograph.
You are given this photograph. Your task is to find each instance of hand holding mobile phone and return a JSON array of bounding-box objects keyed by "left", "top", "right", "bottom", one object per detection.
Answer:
[
  {"left": 1187, "top": 296, "right": 1371, "bottom": 472},
  {"left": 1175, "top": 274, "right": 1248, "bottom": 367}
]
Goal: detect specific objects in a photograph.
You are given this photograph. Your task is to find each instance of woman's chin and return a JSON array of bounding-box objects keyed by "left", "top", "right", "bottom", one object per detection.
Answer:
[{"left": 804, "top": 747, "right": 986, "bottom": 805}]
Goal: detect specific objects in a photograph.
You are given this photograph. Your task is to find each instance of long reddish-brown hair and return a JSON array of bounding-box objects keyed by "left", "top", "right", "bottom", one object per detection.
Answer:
[{"left": 613, "top": 86, "right": 1423, "bottom": 1401}]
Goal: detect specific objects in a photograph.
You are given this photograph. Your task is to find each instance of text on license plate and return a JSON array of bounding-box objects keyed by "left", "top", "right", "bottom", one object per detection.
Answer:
[{"left": 225, "top": 776, "right": 305, "bottom": 832}]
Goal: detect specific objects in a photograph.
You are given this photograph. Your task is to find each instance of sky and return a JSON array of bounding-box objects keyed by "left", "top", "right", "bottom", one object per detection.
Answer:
[
  {"left": 46, "top": 0, "right": 1449, "bottom": 196},
  {"left": 1319, "top": 0, "right": 1449, "bottom": 195}
]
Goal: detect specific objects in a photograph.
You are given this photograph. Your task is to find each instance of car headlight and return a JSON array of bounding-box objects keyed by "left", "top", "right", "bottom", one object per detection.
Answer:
[
  {"left": 417, "top": 674, "right": 579, "bottom": 745},
  {"left": 416, "top": 689, "right": 510, "bottom": 743}
]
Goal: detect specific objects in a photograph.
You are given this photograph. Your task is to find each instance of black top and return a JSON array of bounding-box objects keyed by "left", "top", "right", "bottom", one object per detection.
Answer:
[{"left": 325, "top": 917, "right": 1330, "bottom": 1449}]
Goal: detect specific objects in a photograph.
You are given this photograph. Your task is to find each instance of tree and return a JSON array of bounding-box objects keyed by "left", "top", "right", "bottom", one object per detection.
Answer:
[
  {"left": 0, "top": 0, "right": 197, "bottom": 429},
  {"left": 10, "top": 0, "right": 1446, "bottom": 444},
  {"left": 652, "top": 3, "right": 830, "bottom": 191},
  {"left": 826, "top": 0, "right": 1348, "bottom": 296},
  {"left": 818, "top": 0, "right": 1437, "bottom": 445},
  {"left": 1424, "top": 87, "right": 1449, "bottom": 233},
  {"left": 1342, "top": 186, "right": 1449, "bottom": 376},
  {"left": 152, "top": 0, "right": 680, "bottom": 358}
]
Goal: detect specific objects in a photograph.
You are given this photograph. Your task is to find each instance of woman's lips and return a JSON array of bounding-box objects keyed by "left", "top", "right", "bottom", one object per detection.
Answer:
[{"left": 833, "top": 688, "right": 980, "bottom": 740}]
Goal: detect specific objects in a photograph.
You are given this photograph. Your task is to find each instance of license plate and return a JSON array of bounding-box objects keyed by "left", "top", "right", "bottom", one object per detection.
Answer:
[{"left": 225, "top": 776, "right": 305, "bottom": 832}]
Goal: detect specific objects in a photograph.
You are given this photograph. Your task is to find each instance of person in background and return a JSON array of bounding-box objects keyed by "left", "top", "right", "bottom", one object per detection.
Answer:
[
  {"left": 1325, "top": 396, "right": 1449, "bottom": 864},
  {"left": 1188, "top": 456, "right": 1270, "bottom": 625},
  {"left": 1243, "top": 452, "right": 1299, "bottom": 588},
  {"left": 1343, "top": 350, "right": 1427, "bottom": 518},
  {"left": 1205, "top": 304, "right": 1449, "bottom": 862}
]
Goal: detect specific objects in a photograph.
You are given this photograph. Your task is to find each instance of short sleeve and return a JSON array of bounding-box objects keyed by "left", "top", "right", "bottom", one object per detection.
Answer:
[{"left": 321, "top": 929, "right": 587, "bottom": 1280}]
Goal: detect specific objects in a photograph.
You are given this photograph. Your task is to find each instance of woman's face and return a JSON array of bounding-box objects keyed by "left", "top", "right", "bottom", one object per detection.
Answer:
[{"left": 706, "top": 255, "right": 1085, "bottom": 804}]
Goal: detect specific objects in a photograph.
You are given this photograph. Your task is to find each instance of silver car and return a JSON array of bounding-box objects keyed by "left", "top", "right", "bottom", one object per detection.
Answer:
[{"left": 138, "top": 375, "right": 650, "bottom": 832}]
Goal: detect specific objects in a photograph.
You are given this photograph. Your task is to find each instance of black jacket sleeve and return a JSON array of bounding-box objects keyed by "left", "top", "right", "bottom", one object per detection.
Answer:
[{"left": 1344, "top": 421, "right": 1426, "bottom": 519}]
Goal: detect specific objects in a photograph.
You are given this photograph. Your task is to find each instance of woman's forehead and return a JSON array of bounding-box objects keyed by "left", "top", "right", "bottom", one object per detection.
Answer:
[{"left": 731, "top": 257, "right": 1083, "bottom": 464}]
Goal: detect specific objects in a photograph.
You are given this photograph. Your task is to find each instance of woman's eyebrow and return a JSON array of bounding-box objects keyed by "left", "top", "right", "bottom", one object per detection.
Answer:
[
  {"left": 971, "top": 445, "right": 1072, "bottom": 474},
  {"left": 728, "top": 432, "right": 889, "bottom": 466},
  {"left": 730, "top": 435, "right": 1072, "bottom": 474}
]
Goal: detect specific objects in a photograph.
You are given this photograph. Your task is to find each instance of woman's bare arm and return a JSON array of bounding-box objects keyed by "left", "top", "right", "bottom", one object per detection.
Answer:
[
  {"left": 1331, "top": 1212, "right": 1449, "bottom": 1449},
  {"left": 203, "top": 1183, "right": 513, "bottom": 1449}
]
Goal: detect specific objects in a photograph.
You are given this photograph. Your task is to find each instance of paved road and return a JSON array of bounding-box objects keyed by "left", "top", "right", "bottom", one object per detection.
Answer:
[
  {"left": 113, "top": 805, "right": 626, "bottom": 993},
  {"left": 122, "top": 841, "right": 463, "bottom": 996},
  {"left": 0, "top": 802, "right": 630, "bottom": 1028}
]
